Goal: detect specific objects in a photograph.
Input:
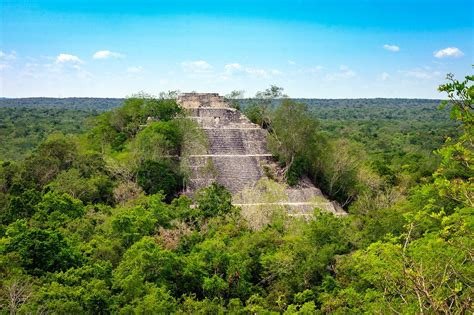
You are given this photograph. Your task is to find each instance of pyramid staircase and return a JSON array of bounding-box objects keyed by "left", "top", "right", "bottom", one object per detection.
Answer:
[{"left": 180, "top": 97, "right": 345, "bottom": 216}]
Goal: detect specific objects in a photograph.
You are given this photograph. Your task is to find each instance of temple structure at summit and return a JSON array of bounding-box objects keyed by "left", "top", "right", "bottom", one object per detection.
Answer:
[{"left": 177, "top": 93, "right": 228, "bottom": 109}]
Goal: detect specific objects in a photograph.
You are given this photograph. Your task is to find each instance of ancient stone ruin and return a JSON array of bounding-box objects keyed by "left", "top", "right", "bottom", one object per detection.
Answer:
[
  {"left": 179, "top": 92, "right": 345, "bottom": 217},
  {"left": 177, "top": 93, "right": 228, "bottom": 109}
]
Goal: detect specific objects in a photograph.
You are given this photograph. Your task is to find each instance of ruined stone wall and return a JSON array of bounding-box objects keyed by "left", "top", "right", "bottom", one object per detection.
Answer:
[{"left": 178, "top": 93, "right": 228, "bottom": 109}]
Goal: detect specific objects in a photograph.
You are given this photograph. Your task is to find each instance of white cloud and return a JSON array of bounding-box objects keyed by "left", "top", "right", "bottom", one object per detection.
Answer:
[
  {"left": 19, "top": 62, "right": 41, "bottom": 78},
  {"left": 434, "top": 47, "right": 464, "bottom": 58},
  {"left": 224, "top": 63, "right": 243, "bottom": 74},
  {"left": 0, "top": 50, "right": 17, "bottom": 71},
  {"left": 245, "top": 68, "right": 268, "bottom": 78},
  {"left": 303, "top": 65, "right": 323, "bottom": 74},
  {"left": 326, "top": 65, "right": 356, "bottom": 81},
  {"left": 181, "top": 60, "right": 213, "bottom": 73},
  {"left": 380, "top": 72, "right": 390, "bottom": 81},
  {"left": 0, "top": 50, "right": 17, "bottom": 61},
  {"left": 383, "top": 44, "right": 400, "bottom": 52},
  {"left": 72, "top": 65, "right": 93, "bottom": 79},
  {"left": 288, "top": 60, "right": 296, "bottom": 65},
  {"left": 127, "top": 66, "right": 143, "bottom": 73},
  {"left": 18, "top": 57, "right": 93, "bottom": 81},
  {"left": 224, "top": 63, "right": 281, "bottom": 78},
  {"left": 93, "top": 50, "right": 125, "bottom": 59},
  {"left": 56, "top": 53, "right": 83, "bottom": 64},
  {"left": 400, "top": 68, "right": 441, "bottom": 80}
]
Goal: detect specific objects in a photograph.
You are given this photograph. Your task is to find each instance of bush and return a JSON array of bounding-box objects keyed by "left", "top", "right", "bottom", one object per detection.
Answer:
[
  {"left": 136, "top": 160, "right": 183, "bottom": 201},
  {"left": 4, "top": 221, "right": 82, "bottom": 275},
  {"left": 195, "top": 183, "right": 233, "bottom": 218}
]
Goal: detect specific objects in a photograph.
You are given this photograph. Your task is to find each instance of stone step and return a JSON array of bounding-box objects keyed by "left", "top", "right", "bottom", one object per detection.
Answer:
[
  {"left": 210, "top": 156, "right": 264, "bottom": 193},
  {"left": 183, "top": 154, "right": 272, "bottom": 194},
  {"left": 236, "top": 202, "right": 345, "bottom": 216},
  {"left": 204, "top": 128, "right": 268, "bottom": 155}
]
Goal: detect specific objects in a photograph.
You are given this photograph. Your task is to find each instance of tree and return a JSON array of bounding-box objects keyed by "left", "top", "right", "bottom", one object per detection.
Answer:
[
  {"left": 268, "top": 99, "right": 320, "bottom": 182},
  {"left": 0, "top": 276, "right": 33, "bottom": 314},
  {"left": 47, "top": 168, "right": 114, "bottom": 204},
  {"left": 111, "top": 205, "right": 158, "bottom": 248},
  {"left": 195, "top": 183, "right": 234, "bottom": 218},
  {"left": 113, "top": 180, "right": 144, "bottom": 206},
  {"left": 90, "top": 94, "right": 182, "bottom": 151},
  {"left": 319, "top": 71, "right": 474, "bottom": 314},
  {"left": 1, "top": 189, "right": 41, "bottom": 224},
  {"left": 438, "top": 73, "right": 473, "bottom": 128},
  {"left": 131, "top": 121, "right": 183, "bottom": 163},
  {"left": 225, "top": 90, "right": 245, "bottom": 110},
  {"left": 4, "top": 220, "right": 82, "bottom": 275},
  {"left": 435, "top": 73, "right": 474, "bottom": 209},
  {"left": 314, "top": 139, "right": 363, "bottom": 206},
  {"left": 136, "top": 160, "right": 183, "bottom": 201},
  {"left": 260, "top": 211, "right": 349, "bottom": 310},
  {"left": 159, "top": 90, "right": 181, "bottom": 100},
  {"left": 255, "top": 85, "right": 287, "bottom": 100},
  {"left": 246, "top": 85, "right": 287, "bottom": 128},
  {"left": 23, "top": 133, "right": 78, "bottom": 187},
  {"left": 143, "top": 98, "right": 182, "bottom": 122},
  {"left": 112, "top": 237, "right": 180, "bottom": 301},
  {"left": 121, "top": 285, "right": 177, "bottom": 314},
  {"left": 34, "top": 191, "right": 85, "bottom": 225}
]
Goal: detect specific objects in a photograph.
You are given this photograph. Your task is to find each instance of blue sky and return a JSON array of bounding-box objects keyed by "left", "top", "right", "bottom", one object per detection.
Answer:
[{"left": 1, "top": 0, "right": 473, "bottom": 98}]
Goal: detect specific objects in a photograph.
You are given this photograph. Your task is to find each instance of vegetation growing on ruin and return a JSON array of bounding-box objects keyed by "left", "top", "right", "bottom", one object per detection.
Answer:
[{"left": 0, "top": 74, "right": 472, "bottom": 313}]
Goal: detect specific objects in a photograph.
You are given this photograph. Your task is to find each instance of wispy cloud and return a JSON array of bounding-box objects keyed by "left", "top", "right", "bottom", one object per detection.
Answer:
[
  {"left": 224, "top": 63, "right": 243, "bottom": 74},
  {"left": 300, "top": 65, "right": 323, "bottom": 74},
  {"left": 127, "top": 66, "right": 143, "bottom": 73},
  {"left": 288, "top": 60, "right": 296, "bottom": 65},
  {"left": 181, "top": 60, "right": 213, "bottom": 73},
  {"left": 380, "top": 72, "right": 390, "bottom": 81},
  {"left": 0, "top": 50, "right": 17, "bottom": 70},
  {"left": 383, "top": 44, "right": 400, "bottom": 52},
  {"left": 434, "top": 47, "right": 464, "bottom": 58},
  {"left": 242, "top": 67, "right": 268, "bottom": 78},
  {"left": 19, "top": 56, "right": 92, "bottom": 80},
  {"left": 0, "top": 50, "right": 17, "bottom": 61},
  {"left": 55, "top": 53, "right": 83, "bottom": 64},
  {"left": 400, "top": 68, "right": 441, "bottom": 79},
  {"left": 224, "top": 63, "right": 281, "bottom": 78},
  {"left": 19, "top": 62, "right": 42, "bottom": 78},
  {"left": 326, "top": 65, "right": 356, "bottom": 81},
  {"left": 51, "top": 53, "right": 92, "bottom": 79},
  {"left": 72, "top": 64, "right": 93, "bottom": 79},
  {"left": 93, "top": 50, "right": 125, "bottom": 59}
]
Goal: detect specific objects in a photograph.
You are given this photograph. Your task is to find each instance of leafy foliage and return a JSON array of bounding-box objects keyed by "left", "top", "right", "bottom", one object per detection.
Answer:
[
  {"left": 0, "top": 106, "right": 96, "bottom": 161},
  {"left": 0, "top": 74, "right": 472, "bottom": 313},
  {"left": 136, "top": 160, "right": 183, "bottom": 201}
]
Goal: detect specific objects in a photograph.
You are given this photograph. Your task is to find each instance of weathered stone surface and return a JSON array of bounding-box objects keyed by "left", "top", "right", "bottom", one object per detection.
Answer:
[
  {"left": 178, "top": 93, "right": 228, "bottom": 109},
  {"left": 178, "top": 93, "right": 346, "bottom": 216}
]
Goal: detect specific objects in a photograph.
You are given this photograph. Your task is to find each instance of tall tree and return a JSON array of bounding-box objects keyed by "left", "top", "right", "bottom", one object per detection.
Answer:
[
  {"left": 268, "top": 99, "right": 319, "bottom": 181},
  {"left": 246, "top": 85, "right": 287, "bottom": 128}
]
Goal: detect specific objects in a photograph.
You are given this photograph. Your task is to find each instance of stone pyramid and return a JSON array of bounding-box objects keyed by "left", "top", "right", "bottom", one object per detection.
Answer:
[{"left": 179, "top": 93, "right": 345, "bottom": 217}]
